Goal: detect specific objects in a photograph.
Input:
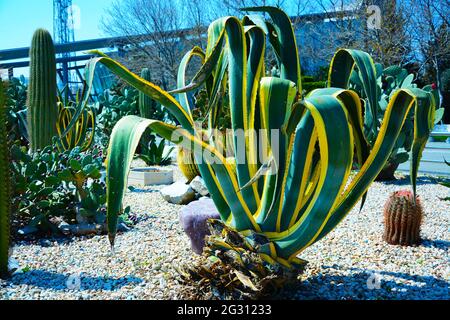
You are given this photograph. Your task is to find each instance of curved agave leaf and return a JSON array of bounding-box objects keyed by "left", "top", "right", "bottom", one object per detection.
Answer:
[
  {"left": 176, "top": 46, "right": 205, "bottom": 115},
  {"left": 308, "top": 87, "right": 369, "bottom": 166},
  {"left": 169, "top": 17, "right": 228, "bottom": 94},
  {"left": 245, "top": 25, "right": 266, "bottom": 196},
  {"left": 314, "top": 88, "right": 434, "bottom": 246},
  {"left": 243, "top": 6, "right": 302, "bottom": 91},
  {"left": 56, "top": 105, "right": 95, "bottom": 152},
  {"left": 89, "top": 6, "right": 437, "bottom": 267},
  {"left": 105, "top": 117, "right": 179, "bottom": 245},
  {"left": 256, "top": 77, "right": 297, "bottom": 232},
  {"left": 328, "top": 49, "right": 436, "bottom": 197},
  {"left": 279, "top": 110, "right": 317, "bottom": 231},
  {"left": 260, "top": 94, "right": 353, "bottom": 260},
  {"left": 409, "top": 88, "right": 435, "bottom": 197},
  {"left": 242, "top": 15, "right": 281, "bottom": 66},
  {"left": 82, "top": 52, "right": 194, "bottom": 132},
  {"left": 328, "top": 49, "right": 379, "bottom": 136},
  {"left": 207, "top": 49, "right": 229, "bottom": 131},
  {"left": 308, "top": 87, "right": 370, "bottom": 210},
  {"left": 106, "top": 116, "right": 262, "bottom": 245}
]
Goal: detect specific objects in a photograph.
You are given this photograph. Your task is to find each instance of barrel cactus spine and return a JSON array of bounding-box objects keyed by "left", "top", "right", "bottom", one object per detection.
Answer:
[
  {"left": 27, "top": 28, "right": 58, "bottom": 151},
  {"left": 383, "top": 190, "right": 423, "bottom": 246},
  {"left": 0, "top": 80, "right": 11, "bottom": 278}
]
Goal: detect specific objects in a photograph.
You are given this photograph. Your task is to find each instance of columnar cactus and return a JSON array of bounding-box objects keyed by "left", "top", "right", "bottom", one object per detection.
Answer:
[
  {"left": 139, "top": 68, "right": 160, "bottom": 153},
  {"left": 0, "top": 80, "right": 11, "bottom": 278},
  {"left": 383, "top": 190, "right": 423, "bottom": 246},
  {"left": 27, "top": 29, "right": 58, "bottom": 151}
]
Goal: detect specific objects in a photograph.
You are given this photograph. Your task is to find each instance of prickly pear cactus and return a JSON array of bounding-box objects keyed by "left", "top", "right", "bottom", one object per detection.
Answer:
[
  {"left": 383, "top": 190, "right": 423, "bottom": 246},
  {"left": 0, "top": 80, "right": 11, "bottom": 278},
  {"left": 27, "top": 29, "right": 58, "bottom": 151}
]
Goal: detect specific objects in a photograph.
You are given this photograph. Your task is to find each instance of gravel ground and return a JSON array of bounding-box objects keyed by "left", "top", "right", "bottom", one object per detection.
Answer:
[{"left": 0, "top": 169, "right": 448, "bottom": 300}]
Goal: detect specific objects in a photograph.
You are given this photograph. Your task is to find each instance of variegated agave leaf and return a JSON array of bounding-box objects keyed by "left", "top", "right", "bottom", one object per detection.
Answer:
[{"left": 79, "top": 7, "right": 436, "bottom": 270}]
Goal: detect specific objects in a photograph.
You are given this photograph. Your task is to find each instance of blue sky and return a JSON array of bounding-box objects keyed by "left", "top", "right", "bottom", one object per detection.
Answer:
[{"left": 0, "top": 0, "right": 111, "bottom": 50}]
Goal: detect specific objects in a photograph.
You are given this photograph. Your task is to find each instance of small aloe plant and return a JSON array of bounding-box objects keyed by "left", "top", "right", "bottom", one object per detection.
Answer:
[
  {"left": 70, "top": 7, "right": 436, "bottom": 268},
  {"left": 137, "top": 135, "right": 173, "bottom": 166}
]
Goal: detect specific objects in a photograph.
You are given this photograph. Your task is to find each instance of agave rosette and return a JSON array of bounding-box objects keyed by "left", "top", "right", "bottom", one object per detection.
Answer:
[{"left": 75, "top": 7, "right": 435, "bottom": 268}]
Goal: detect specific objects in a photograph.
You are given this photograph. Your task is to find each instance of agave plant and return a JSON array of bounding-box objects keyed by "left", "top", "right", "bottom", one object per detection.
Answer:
[
  {"left": 71, "top": 7, "right": 435, "bottom": 268},
  {"left": 56, "top": 85, "right": 95, "bottom": 152}
]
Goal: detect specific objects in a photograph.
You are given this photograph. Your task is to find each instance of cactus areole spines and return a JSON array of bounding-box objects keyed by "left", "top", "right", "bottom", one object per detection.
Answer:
[
  {"left": 28, "top": 28, "right": 58, "bottom": 151},
  {"left": 0, "top": 80, "right": 11, "bottom": 278}
]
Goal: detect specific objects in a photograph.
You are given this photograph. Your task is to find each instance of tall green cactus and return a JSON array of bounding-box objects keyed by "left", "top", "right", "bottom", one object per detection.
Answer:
[
  {"left": 0, "top": 80, "right": 11, "bottom": 278},
  {"left": 27, "top": 29, "right": 58, "bottom": 151},
  {"left": 139, "top": 68, "right": 164, "bottom": 153}
]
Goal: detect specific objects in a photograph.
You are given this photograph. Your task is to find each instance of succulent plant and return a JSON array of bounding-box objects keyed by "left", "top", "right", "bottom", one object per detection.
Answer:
[
  {"left": 0, "top": 80, "right": 12, "bottom": 278},
  {"left": 177, "top": 220, "right": 302, "bottom": 299},
  {"left": 56, "top": 104, "right": 95, "bottom": 152},
  {"left": 56, "top": 145, "right": 106, "bottom": 222},
  {"left": 383, "top": 190, "right": 422, "bottom": 246},
  {"left": 138, "top": 68, "right": 166, "bottom": 154},
  {"left": 5, "top": 76, "right": 28, "bottom": 146},
  {"left": 177, "top": 146, "right": 200, "bottom": 182},
  {"left": 27, "top": 29, "right": 58, "bottom": 151},
  {"left": 94, "top": 85, "right": 139, "bottom": 147},
  {"left": 10, "top": 143, "right": 107, "bottom": 233},
  {"left": 77, "top": 7, "right": 435, "bottom": 273},
  {"left": 56, "top": 84, "right": 96, "bottom": 152},
  {"left": 137, "top": 134, "right": 173, "bottom": 166},
  {"left": 349, "top": 63, "right": 443, "bottom": 180}
]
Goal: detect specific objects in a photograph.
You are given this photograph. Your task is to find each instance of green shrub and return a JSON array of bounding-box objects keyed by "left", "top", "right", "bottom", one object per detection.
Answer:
[{"left": 302, "top": 80, "right": 326, "bottom": 93}]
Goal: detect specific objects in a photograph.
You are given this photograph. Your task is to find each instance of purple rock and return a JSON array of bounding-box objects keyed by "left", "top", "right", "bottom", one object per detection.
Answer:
[{"left": 179, "top": 197, "right": 220, "bottom": 254}]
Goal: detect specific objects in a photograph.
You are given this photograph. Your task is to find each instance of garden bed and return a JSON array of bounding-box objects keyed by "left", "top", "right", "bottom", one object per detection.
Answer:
[{"left": 0, "top": 168, "right": 448, "bottom": 300}]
